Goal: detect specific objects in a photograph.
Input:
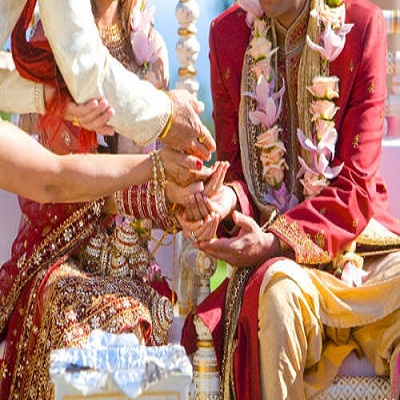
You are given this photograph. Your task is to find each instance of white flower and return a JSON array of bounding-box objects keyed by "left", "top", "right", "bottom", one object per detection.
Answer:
[{"left": 248, "top": 36, "right": 273, "bottom": 61}]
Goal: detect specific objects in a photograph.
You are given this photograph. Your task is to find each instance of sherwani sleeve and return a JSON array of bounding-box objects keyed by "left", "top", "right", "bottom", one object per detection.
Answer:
[
  {"left": 38, "top": 0, "right": 171, "bottom": 145},
  {"left": 209, "top": 20, "right": 259, "bottom": 235},
  {"left": 269, "top": 6, "right": 388, "bottom": 265},
  {"left": 0, "top": 51, "right": 45, "bottom": 115}
]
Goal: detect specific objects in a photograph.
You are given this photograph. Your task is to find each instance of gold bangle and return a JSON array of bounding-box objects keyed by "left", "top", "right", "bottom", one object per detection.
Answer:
[{"left": 158, "top": 96, "right": 173, "bottom": 140}]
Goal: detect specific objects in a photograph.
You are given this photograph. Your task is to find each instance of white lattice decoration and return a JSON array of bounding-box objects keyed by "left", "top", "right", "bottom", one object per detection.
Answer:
[{"left": 314, "top": 376, "right": 391, "bottom": 400}]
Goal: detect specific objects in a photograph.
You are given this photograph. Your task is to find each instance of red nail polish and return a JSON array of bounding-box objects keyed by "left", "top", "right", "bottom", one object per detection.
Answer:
[{"left": 196, "top": 161, "right": 203, "bottom": 170}]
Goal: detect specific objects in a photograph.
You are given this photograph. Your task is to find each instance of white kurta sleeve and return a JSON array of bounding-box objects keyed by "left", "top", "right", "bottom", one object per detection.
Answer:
[
  {"left": 39, "top": 0, "right": 171, "bottom": 145},
  {"left": 0, "top": 51, "right": 45, "bottom": 115}
]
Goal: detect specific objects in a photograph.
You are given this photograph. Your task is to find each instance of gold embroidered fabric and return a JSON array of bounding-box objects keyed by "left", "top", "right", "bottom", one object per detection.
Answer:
[
  {"left": 356, "top": 218, "right": 400, "bottom": 255},
  {"left": 8, "top": 260, "right": 172, "bottom": 398},
  {"left": 269, "top": 214, "right": 331, "bottom": 265}
]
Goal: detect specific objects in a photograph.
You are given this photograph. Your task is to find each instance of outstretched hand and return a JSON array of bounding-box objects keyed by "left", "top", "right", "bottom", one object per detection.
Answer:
[
  {"left": 196, "top": 211, "right": 281, "bottom": 268},
  {"left": 177, "top": 161, "right": 234, "bottom": 243},
  {"left": 160, "top": 89, "right": 216, "bottom": 161}
]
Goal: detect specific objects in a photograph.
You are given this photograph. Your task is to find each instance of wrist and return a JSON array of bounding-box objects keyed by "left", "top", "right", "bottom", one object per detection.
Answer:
[{"left": 158, "top": 95, "right": 173, "bottom": 140}]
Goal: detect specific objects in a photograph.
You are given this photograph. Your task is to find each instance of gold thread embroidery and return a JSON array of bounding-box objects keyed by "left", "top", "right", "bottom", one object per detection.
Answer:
[
  {"left": 225, "top": 67, "right": 231, "bottom": 80},
  {"left": 368, "top": 80, "right": 374, "bottom": 94},
  {"left": 349, "top": 59, "right": 354, "bottom": 72},
  {"left": 314, "top": 232, "right": 325, "bottom": 248},
  {"left": 0, "top": 200, "right": 105, "bottom": 333},
  {"left": 352, "top": 134, "right": 359, "bottom": 148},
  {"left": 269, "top": 214, "right": 331, "bottom": 265}
]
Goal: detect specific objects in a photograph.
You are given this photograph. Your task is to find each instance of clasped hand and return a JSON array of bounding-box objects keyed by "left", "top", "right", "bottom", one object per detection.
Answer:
[{"left": 175, "top": 161, "right": 281, "bottom": 268}]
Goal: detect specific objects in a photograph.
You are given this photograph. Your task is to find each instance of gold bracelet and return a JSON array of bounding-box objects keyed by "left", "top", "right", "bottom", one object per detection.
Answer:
[{"left": 158, "top": 96, "right": 173, "bottom": 140}]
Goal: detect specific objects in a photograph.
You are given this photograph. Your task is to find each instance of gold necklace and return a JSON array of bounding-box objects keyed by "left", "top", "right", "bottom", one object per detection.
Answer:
[{"left": 97, "top": 20, "right": 133, "bottom": 69}]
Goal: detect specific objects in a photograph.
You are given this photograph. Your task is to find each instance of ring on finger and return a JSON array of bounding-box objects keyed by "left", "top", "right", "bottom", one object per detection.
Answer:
[
  {"left": 190, "top": 230, "right": 198, "bottom": 243},
  {"left": 198, "top": 134, "right": 206, "bottom": 144},
  {"left": 72, "top": 115, "right": 80, "bottom": 126}
]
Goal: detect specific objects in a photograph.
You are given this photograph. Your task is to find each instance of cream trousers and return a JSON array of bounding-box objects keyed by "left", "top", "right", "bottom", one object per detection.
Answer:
[{"left": 258, "top": 253, "right": 400, "bottom": 400}]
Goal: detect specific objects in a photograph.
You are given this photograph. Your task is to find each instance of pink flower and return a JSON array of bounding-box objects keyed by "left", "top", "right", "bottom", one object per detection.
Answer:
[
  {"left": 300, "top": 170, "right": 328, "bottom": 197},
  {"left": 265, "top": 182, "right": 298, "bottom": 212},
  {"left": 297, "top": 154, "right": 343, "bottom": 181},
  {"left": 315, "top": 119, "right": 338, "bottom": 155},
  {"left": 252, "top": 59, "right": 271, "bottom": 80},
  {"left": 307, "top": 21, "right": 353, "bottom": 62},
  {"left": 131, "top": 3, "right": 155, "bottom": 34},
  {"left": 132, "top": 30, "right": 160, "bottom": 66},
  {"left": 256, "top": 125, "right": 281, "bottom": 147},
  {"left": 307, "top": 76, "right": 339, "bottom": 99},
  {"left": 237, "top": 0, "right": 264, "bottom": 26},
  {"left": 248, "top": 76, "right": 285, "bottom": 128},
  {"left": 318, "top": 3, "right": 346, "bottom": 30},
  {"left": 341, "top": 262, "right": 369, "bottom": 287},
  {"left": 297, "top": 123, "right": 338, "bottom": 157},
  {"left": 309, "top": 99, "right": 338, "bottom": 121},
  {"left": 263, "top": 159, "right": 287, "bottom": 188},
  {"left": 260, "top": 143, "right": 286, "bottom": 165}
]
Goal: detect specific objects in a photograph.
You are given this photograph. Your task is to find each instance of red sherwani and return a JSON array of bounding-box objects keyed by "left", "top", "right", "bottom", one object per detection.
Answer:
[{"left": 182, "top": 1, "right": 400, "bottom": 399}]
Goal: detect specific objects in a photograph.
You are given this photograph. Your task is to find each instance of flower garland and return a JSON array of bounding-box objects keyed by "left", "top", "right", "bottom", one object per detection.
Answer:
[
  {"left": 238, "top": 0, "right": 353, "bottom": 212},
  {"left": 130, "top": 1, "right": 162, "bottom": 86}
]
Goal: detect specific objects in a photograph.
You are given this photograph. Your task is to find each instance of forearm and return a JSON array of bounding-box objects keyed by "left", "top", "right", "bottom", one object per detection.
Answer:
[
  {"left": 39, "top": 0, "right": 170, "bottom": 145},
  {"left": 0, "top": 121, "right": 152, "bottom": 203}
]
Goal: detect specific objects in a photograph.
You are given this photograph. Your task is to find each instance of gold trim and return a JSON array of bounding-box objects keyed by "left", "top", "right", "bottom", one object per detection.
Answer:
[
  {"left": 356, "top": 218, "right": 400, "bottom": 246},
  {"left": 194, "top": 365, "right": 219, "bottom": 373},
  {"left": 269, "top": 214, "right": 331, "bottom": 265},
  {"left": 197, "top": 340, "right": 215, "bottom": 348},
  {"left": 178, "top": 67, "right": 197, "bottom": 77}
]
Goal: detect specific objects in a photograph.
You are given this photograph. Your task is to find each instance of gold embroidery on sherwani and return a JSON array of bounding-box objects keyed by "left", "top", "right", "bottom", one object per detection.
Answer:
[
  {"left": 349, "top": 59, "right": 354, "bottom": 72},
  {"left": 269, "top": 214, "right": 331, "bottom": 265},
  {"left": 232, "top": 130, "right": 238, "bottom": 145},
  {"left": 220, "top": 267, "right": 253, "bottom": 400},
  {"left": 225, "top": 67, "right": 231, "bottom": 80},
  {"left": 368, "top": 80, "right": 375, "bottom": 94},
  {"left": 315, "top": 231, "right": 325, "bottom": 248},
  {"left": 352, "top": 134, "right": 359, "bottom": 148}
]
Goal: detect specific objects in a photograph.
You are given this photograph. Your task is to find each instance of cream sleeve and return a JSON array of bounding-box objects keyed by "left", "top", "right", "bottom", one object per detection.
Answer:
[
  {"left": 0, "top": 51, "right": 45, "bottom": 115},
  {"left": 39, "top": 0, "right": 171, "bottom": 145}
]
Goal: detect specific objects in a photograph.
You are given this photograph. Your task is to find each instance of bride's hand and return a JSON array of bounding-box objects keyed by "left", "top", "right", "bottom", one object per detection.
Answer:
[
  {"left": 44, "top": 85, "right": 115, "bottom": 136},
  {"left": 159, "top": 147, "right": 213, "bottom": 187},
  {"left": 165, "top": 180, "right": 204, "bottom": 206},
  {"left": 65, "top": 97, "right": 115, "bottom": 136},
  {"left": 184, "top": 161, "right": 235, "bottom": 222}
]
